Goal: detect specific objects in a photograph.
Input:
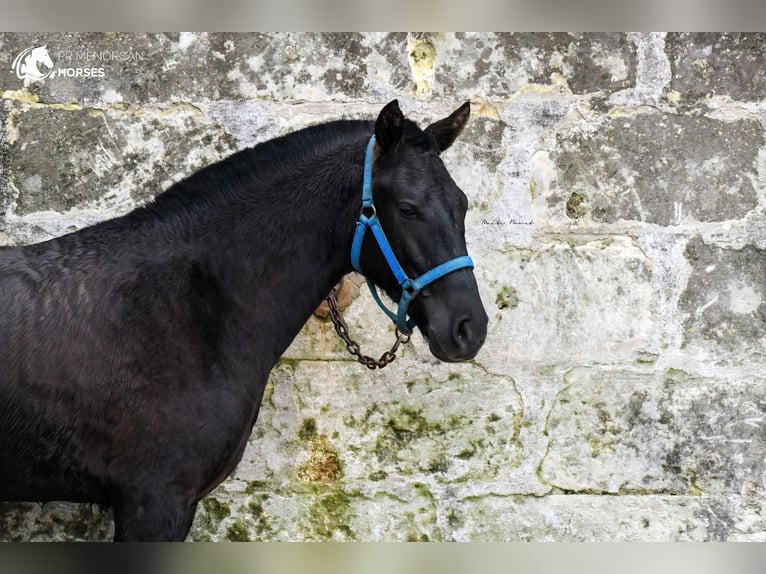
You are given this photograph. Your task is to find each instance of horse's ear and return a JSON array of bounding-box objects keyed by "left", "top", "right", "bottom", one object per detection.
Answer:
[
  {"left": 425, "top": 102, "right": 470, "bottom": 154},
  {"left": 375, "top": 100, "right": 405, "bottom": 151}
]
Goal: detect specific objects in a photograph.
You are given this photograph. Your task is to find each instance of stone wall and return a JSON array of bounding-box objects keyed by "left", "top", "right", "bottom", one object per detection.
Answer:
[{"left": 1, "top": 32, "right": 764, "bottom": 541}]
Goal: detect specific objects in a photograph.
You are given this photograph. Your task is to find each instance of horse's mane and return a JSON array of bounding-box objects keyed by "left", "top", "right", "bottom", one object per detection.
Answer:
[
  {"left": 127, "top": 119, "right": 374, "bottom": 223},
  {"left": 111, "top": 115, "right": 434, "bottom": 234}
]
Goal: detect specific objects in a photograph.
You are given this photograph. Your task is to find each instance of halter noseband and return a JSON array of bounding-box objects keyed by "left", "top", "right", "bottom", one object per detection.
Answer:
[{"left": 350, "top": 134, "right": 474, "bottom": 335}]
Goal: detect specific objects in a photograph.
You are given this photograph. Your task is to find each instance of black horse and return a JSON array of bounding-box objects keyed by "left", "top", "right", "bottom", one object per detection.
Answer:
[{"left": 0, "top": 100, "right": 488, "bottom": 541}]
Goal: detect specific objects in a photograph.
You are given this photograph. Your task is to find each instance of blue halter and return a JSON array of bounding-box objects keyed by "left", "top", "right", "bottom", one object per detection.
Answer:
[{"left": 350, "top": 135, "right": 475, "bottom": 335}]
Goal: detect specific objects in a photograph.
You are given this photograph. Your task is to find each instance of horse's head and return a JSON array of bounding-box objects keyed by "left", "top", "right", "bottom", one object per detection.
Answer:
[
  {"left": 18, "top": 46, "right": 54, "bottom": 80},
  {"left": 32, "top": 46, "right": 54, "bottom": 69},
  {"left": 355, "top": 100, "right": 488, "bottom": 362}
]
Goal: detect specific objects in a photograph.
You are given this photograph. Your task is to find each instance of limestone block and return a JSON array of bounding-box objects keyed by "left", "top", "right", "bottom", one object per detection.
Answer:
[
  {"left": 441, "top": 493, "right": 755, "bottom": 541},
  {"left": 475, "top": 237, "right": 660, "bottom": 370},
  {"left": 667, "top": 33, "right": 766, "bottom": 101},
  {"left": 189, "top": 482, "right": 442, "bottom": 542},
  {"left": 549, "top": 111, "right": 763, "bottom": 226},
  {"left": 205, "top": 33, "right": 374, "bottom": 102},
  {"left": 5, "top": 104, "right": 237, "bottom": 218},
  {"left": 232, "top": 358, "right": 523, "bottom": 488},
  {"left": 540, "top": 367, "right": 766, "bottom": 496},
  {"left": 435, "top": 33, "right": 637, "bottom": 98},
  {"left": 0, "top": 501, "right": 113, "bottom": 542},
  {"left": 680, "top": 237, "right": 766, "bottom": 360}
]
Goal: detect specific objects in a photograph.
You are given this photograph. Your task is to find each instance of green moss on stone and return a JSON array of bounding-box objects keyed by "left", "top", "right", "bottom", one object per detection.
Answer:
[
  {"left": 225, "top": 522, "right": 251, "bottom": 542},
  {"left": 361, "top": 403, "right": 381, "bottom": 425},
  {"left": 688, "top": 468, "right": 704, "bottom": 496},
  {"left": 262, "top": 379, "right": 275, "bottom": 408},
  {"left": 374, "top": 406, "right": 454, "bottom": 464},
  {"left": 305, "top": 489, "right": 355, "bottom": 540},
  {"left": 565, "top": 191, "right": 588, "bottom": 219},
  {"left": 244, "top": 495, "right": 274, "bottom": 539},
  {"left": 406, "top": 532, "right": 430, "bottom": 542},
  {"left": 537, "top": 365, "right": 557, "bottom": 377},
  {"left": 248, "top": 499, "right": 264, "bottom": 518},
  {"left": 275, "top": 357, "right": 300, "bottom": 373},
  {"left": 64, "top": 519, "right": 90, "bottom": 540},
  {"left": 665, "top": 368, "right": 691, "bottom": 385},
  {"left": 298, "top": 417, "right": 318, "bottom": 440},
  {"left": 399, "top": 408, "right": 446, "bottom": 437},
  {"left": 202, "top": 497, "right": 231, "bottom": 523},
  {"left": 427, "top": 457, "right": 450, "bottom": 474},
  {"left": 447, "top": 509, "right": 464, "bottom": 529},
  {"left": 244, "top": 480, "right": 270, "bottom": 495},
  {"left": 457, "top": 448, "right": 475, "bottom": 460},
  {"left": 635, "top": 352, "right": 659, "bottom": 365},
  {"left": 369, "top": 470, "right": 387, "bottom": 481},
  {"left": 413, "top": 483, "right": 433, "bottom": 499},
  {"left": 495, "top": 285, "right": 520, "bottom": 310},
  {"left": 447, "top": 414, "right": 468, "bottom": 430}
]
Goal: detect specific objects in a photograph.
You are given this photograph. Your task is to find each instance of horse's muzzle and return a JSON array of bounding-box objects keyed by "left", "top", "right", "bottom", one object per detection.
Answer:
[
  {"left": 427, "top": 309, "right": 488, "bottom": 362},
  {"left": 415, "top": 278, "right": 489, "bottom": 362}
]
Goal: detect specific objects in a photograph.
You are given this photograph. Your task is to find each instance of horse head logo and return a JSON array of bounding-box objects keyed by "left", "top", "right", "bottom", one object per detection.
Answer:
[{"left": 12, "top": 45, "right": 54, "bottom": 83}]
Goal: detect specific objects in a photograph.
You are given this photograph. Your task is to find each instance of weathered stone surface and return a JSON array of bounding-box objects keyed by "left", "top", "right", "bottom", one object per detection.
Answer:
[
  {"left": 667, "top": 33, "right": 766, "bottom": 101},
  {"left": 206, "top": 33, "right": 374, "bottom": 102},
  {"left": 230, "top": 359, "right": 523, "bottom": 489},
  {"left": 680, "top": 238, "right": 766, "bottom": 359},
  {"left": 442, "top": 493, "right": 766, "bottom": 541},
  {"left": 187, "top": 357, "right": 522, "bottom": 541},
  {"left": 1, "top": 32, "right": 766, "bottom": 543},
  {"left": 1, "top": 33, "right": 186, "bottom": 103},
  {"left": 476, "top": 237, "right": 659, "bottom": 370},
  {"left": 189, "top": 481, "right": 443, "bottom": 542},
  {"left": 550, "top": 111, "right": 763, "bottom": 225},
  {"left": 1, "top": 33, "right": 638, "bottom": 105},
  {"left": 5, "top": 103, "right": 238, "bottom": 215},
  {"left": 436, "top": 33, "right": 637, "bottom": 98},
  {"left": 0, "top": 33, "right": 381, "bottom": 104},
  {"left": 0, "top": 501, "right": 113, "bottom": 542},
  {"left": 541, "top": 367, "right": 766, "bottom": 495}
]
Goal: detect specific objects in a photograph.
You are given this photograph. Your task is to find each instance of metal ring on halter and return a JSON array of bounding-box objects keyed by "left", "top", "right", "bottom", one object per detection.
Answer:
[{"left": 361, "top": 204, "right": 377, "bottom": 218}]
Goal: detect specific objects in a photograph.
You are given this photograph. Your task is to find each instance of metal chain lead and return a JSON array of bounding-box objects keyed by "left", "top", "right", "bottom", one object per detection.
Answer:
[{"left": 325, "top": 284, "right": 410, "bottom": 370}]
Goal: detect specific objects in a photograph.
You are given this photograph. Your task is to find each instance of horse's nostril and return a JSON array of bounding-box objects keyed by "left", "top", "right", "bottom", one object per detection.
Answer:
[{"left": 454, "top": 316, "right": 471, "bottom": 344}]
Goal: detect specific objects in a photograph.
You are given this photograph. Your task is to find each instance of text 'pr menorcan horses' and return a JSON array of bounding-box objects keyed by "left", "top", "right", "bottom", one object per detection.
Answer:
[{"left": 0, "top": 100, "right": 488, "bottom": 541}]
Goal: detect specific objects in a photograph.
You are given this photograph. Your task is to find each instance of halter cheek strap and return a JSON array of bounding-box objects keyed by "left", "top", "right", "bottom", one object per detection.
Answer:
[{"left": 350, "top": 134, "right": 474, "bottom": 335}]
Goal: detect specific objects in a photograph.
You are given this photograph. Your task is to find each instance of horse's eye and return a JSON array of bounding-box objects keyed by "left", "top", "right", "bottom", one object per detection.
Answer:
[{"left": 399, "top": 203, "right": 418, "bottom": 219}]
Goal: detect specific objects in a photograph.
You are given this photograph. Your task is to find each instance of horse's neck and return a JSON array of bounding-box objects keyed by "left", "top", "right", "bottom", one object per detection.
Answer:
[{"left": 197, "top": 144, "right": 364, "bottom": 367}]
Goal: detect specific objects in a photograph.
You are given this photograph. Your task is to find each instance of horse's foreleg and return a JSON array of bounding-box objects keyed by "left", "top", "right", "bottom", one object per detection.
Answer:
[{"left": 112, "top": 491, "right": 198, "bottom": 542}]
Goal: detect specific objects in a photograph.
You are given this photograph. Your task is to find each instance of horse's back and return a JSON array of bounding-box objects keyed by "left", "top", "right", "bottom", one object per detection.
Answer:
[
  {"left": 0, "top": 237, "right": 156, "bottom": 502},
  {"left": 0, "top": 233, "right": 254, "bottom": 505},
  {"left": 0, "top": 242, "right": 105, "bottom": 499},
  {"left": 0, "top": 244, "right": 46, "bottom": 346}
]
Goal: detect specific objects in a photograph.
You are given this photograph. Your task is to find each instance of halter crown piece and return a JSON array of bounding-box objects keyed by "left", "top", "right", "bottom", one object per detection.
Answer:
[{"left": 350, "top": 135, "right": 475, "bottom": 335}]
